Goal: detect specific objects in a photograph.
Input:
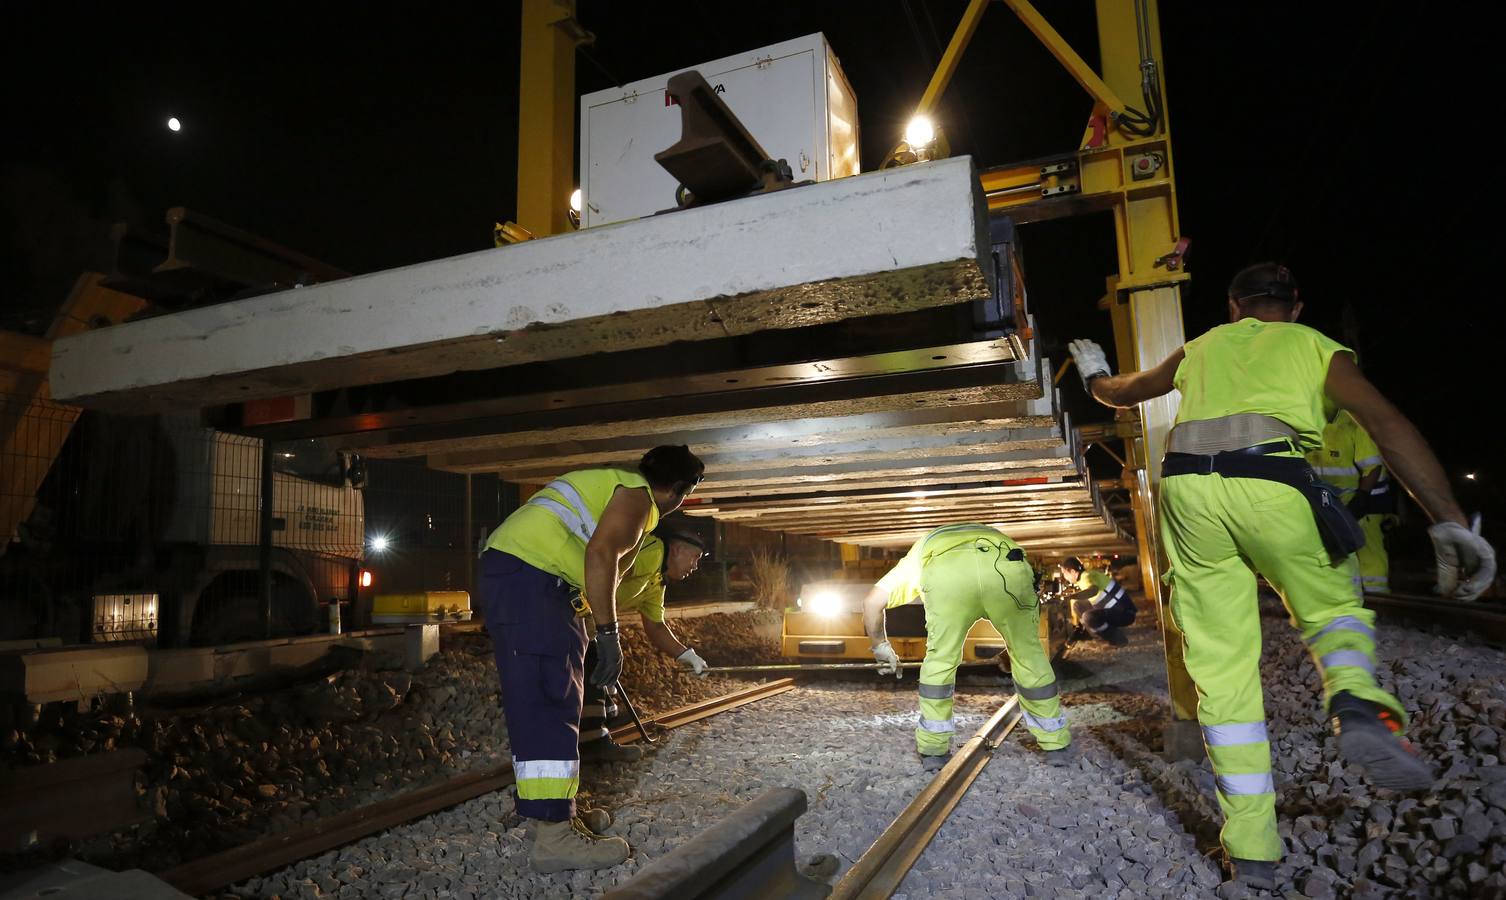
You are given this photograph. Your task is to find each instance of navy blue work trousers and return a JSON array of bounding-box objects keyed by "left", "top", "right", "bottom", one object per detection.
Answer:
[{"left": 478, "top": 549, "right": 588, "bottom": 821}]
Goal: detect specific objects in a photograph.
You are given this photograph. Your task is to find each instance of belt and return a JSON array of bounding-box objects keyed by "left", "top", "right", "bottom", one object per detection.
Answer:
[{"left": 1162, "top": 441, "right": 1302, "bottom": 478}]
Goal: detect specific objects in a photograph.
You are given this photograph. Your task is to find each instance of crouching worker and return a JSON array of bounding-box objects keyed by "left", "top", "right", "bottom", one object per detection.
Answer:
[
  {"left": 862, "top": 524, "right": 1071, "bottom": 770},
  {"left": 579, "top": 514, "right": 713, "bottom": 761},
  {"left": 478, "top": 445, "right": 704, "bottom": 873},
  {"left": 1058, "top": 556, "right": 1137, "bottom": 646}
]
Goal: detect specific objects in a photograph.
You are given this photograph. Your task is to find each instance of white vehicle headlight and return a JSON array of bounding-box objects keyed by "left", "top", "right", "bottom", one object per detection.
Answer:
[{"left": 804, "top": 590, "right": 844, "bottom": 617}]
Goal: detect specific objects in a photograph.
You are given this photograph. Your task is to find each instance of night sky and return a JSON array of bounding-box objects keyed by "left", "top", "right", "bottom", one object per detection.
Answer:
[{"left": 3, "top": 3, "right": 1499, "bottom": 531}]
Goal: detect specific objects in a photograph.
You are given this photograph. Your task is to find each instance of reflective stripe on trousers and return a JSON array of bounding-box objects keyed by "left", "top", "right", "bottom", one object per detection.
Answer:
[
  {"left": 1319, "top": 649, "right": 1376, "bottom": 675},
  {"left": 1217, "top": 772, "right": 1275, "bottom": 795},
  {"left": 1016, "top": 681, "right": 1059, "bottom": 701},
  {"left": 1022, "top": 709, "right": 1067, "bottom": 733},
  {"left": 1306, "top": 615, "right": 1375, "bottom": 645},
  {"left": 1202, "top": 721, "right": 1268, "bottom": 746},
  {"left": 918, "top": 716, "right": 955, "bottom": 734}
]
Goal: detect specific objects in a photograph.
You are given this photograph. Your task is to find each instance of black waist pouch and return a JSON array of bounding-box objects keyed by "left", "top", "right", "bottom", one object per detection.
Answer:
[{"left": 1163, "top": 449, "right": 1366, "bottom": 560}]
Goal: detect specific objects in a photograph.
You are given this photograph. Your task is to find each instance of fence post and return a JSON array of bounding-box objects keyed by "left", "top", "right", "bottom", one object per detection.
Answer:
[
  {"left": 259, "top": 438, "right": 275, "bottom": 640},
  {"left": 463, "top": 473, "right": 474, "bottom": 595}
]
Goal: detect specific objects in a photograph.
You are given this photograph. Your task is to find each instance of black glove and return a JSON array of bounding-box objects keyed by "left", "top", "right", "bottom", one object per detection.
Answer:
[
  {"left": 590, "top": 623, "right": 623, "bottom": 687},
  {"left": 1346, "top": 494, "right": 1371, "bottom": 519}
]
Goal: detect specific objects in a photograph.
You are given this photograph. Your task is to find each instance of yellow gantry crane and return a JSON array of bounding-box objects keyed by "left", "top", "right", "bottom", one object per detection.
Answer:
[{"left": 512, "top": 0, "right": 1202, "bottom": 754}]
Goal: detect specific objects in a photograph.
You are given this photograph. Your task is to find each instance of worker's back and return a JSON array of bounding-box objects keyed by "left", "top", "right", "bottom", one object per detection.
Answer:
[
  {"left": 486, "top": 468, "right": 659, "bottom": 589},
  {"left": 1173, "top": 319, "right": 1349, "bottom": 450}
]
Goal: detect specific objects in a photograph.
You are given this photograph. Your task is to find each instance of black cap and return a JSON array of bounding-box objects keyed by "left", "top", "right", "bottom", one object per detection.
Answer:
[
  {"left": 1229, "top": 262, "right": 1299, "bottom": 305},
  {"left": 1061, "top": 556, "right": 1083, "bottom": 572},
  {"left": 655, "top": 514, "right": 709, "bottom": 553}
]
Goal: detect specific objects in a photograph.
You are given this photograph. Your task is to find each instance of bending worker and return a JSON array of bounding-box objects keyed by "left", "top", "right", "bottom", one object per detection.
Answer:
[
  {"left": 1310, "top": 409, "right": 1397, "bottom": 592},
  {"left": 1069, "top": 262, "right": 1495, "bottom": 889},
  {"left": 1058, "top": 556, "right": 1136, "bottom": 645},
  {"left": 479, "top": 446, "right": 705, "bottom": 874},
  {"left": 862, "top": 523, "right": 1071, "bottom": 770},
  {"left": 579, "top": 514, "right": 712, "bottom": 762}
]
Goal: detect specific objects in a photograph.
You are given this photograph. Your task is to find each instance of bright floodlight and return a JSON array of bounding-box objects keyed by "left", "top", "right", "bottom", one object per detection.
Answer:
[
  {"left": 1465, "top": 473, "right": 1477, "bottom": 481},
  {"left": 904, "top": 115, "right": 935, "bottom": 147},
  {"left": 167, "top": 117, "right": 182, "bottom": 132},
  {"left": 369, "top": 535, "right": 390, "bottom": 552},
  {"left": 805, "top": 590, "right": 844, "bottom": 617},
  {"left": 569, "top": 188, "right": 583, "bottom": 214}
]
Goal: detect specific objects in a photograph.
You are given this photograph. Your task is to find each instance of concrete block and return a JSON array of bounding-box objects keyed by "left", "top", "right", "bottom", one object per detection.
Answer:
[
  {"left": 405, "top": 624, "right": 440, "bottom": 672},
  {"left": 52, "top": 158, "right": 991, "bottom": 412}
]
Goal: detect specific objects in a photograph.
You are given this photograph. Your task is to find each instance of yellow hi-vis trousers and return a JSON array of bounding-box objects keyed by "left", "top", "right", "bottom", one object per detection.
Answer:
[
  {"left": 1160, "top": 469, "right": 1405, "bottom": 862},
  {"left": 1356, "top": 514, "right": 1393, "bottom": 593},
  {"left": 914, "top": 539, "right": 1069, "bottom": 756}
]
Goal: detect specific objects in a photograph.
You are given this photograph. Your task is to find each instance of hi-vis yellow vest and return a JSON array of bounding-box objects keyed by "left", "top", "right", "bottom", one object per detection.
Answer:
[
  {"left": 875, "top": 524, "right": 1021, "bottom": 608},
  {"left": 1173, "top": 318, "right": 1351, "bottom": 452},
  {"left": 487, "top": 469, "right": 660, "bottom": 589}
]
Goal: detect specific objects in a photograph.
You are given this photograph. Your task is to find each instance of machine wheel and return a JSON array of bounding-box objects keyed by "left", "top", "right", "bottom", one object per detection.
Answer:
[{"left": 190, "top": 572, "right": 316, "bottom": 645}]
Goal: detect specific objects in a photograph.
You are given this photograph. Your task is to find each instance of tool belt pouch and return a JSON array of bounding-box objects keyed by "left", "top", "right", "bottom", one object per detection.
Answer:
[{"left": 1162, "top": 451, "right": 1366, "bottom": 559}]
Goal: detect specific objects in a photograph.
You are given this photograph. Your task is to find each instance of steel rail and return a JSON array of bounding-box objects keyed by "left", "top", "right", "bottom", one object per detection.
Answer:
[
  {"left": 158, "top": 677, "right": 797, "bottom": 896},
  {"left": 1365, "top": 590, "right": 1506, "bottom": 645},
  {"left": 830, "top": 695, "right": 1023, "bottom": 899}
]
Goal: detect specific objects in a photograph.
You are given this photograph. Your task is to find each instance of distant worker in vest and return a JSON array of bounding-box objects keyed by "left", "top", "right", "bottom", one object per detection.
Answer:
[
  {"left": 479, "top": 446, "right": 705, "bottom": 873},
  {"left": 578, "top": 514, "right": 712, "bottom": 762},
  {"left": 1069, "top": 262, "right": 1495, "bottom": 889},
  {"left": 1309, "top": 409, "right": 1398, "bottom": 592},
  {"left": 862, "top": 524, "right": 1071, "bottom": 770},
  {"left": 1058, "top": 556, "right": 1136, "bottom": 645}
]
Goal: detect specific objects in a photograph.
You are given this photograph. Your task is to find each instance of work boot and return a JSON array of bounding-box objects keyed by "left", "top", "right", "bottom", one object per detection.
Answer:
[
  {"left": 523, "top": 806, "right": 612, "bottom": 839},
  {"left": 1227, "top": 857, "right": 1277, "bottom": 890},
  {"left": 529, "top": 818, "right": 630, "bottom": 873},
  {"left": 1330, "top": 692, "right": 1433, "bottom": 791},
  {"left": 579, "top": 738, "right": 644, "bottom": 763},
  {"left": 1104, "top": 627, "right": 1129, "bottom": 646},
  {"left": 920, "top": 753, "right": 950, "bottom": 772}
]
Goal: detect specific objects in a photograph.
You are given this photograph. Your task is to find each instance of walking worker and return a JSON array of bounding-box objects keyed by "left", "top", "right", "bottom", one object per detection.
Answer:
[
  {"left": 1069, "top": 262, "right": 1495, "bottom": 889},
  {"left": 1058, "top": 555, "right": 1136, "bottom": 645},
  {"left": 861, "top": 523, "right": 1071, "bottom": 770},
  {"left": 578, "top": 514, "right": 713, "bottom": 761},
  {"left": 478, "top": 445, "right": 705, "bottom": 873},
  {"left": 1309, "top": 409, "right": 1397, "bottom": 592}
]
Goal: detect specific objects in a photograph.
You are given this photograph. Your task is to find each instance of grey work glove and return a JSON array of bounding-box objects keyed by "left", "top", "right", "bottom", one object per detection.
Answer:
[
  {"left": 1429, "top": 518, "right": 1497, "bottom": 601},
  {"left": 872, "top": 640, "right": 902, "bottom": 678},
  {"left": 1067, "top": 338, "right": 1112, "bottom": 392},
  {"left": 676, "top": 647, "right": 708, "bottom": 677},
  {"left": 590, "top": 624, "right": 624, "bottom": 687}
]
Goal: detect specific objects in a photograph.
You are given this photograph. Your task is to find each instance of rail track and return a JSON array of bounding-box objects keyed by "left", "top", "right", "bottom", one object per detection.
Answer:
[
  {"left": 155, "top": 678, "right": 796, "bottom": 897},
  {"left": 1366, "top": 590, "right": 1506, "bottom": 645}
]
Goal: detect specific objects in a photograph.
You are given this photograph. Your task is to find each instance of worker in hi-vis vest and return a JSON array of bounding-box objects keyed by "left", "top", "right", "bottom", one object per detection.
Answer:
[
  {"left": 1057, "top": 556, "right": 1136, "bottom": 646},
  {"left": 577, "top": 515, "right": 712, "bottom": 762},
  {"left": 1309, "top": 409, "right": 1397, "bottom": 593},
  {"left": 1069, "top": 262, "right": 1496, "bottom": 890},
  {"left": 862, "top": 524, "right": 1071, "bottom": 770},
  {"left": 479, "top": 446, "right": 705, "bottom": 873}
]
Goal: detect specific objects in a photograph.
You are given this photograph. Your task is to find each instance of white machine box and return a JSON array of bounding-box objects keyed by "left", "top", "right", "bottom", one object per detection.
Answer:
[{"left": 579, "top": 33, "right": 859, "bottom": 228}]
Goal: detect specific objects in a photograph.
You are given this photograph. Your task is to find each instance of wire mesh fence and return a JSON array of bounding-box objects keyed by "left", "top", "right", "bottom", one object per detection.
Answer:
[{"left": 0, "top": 391, "right": 501, "bottom": 647}]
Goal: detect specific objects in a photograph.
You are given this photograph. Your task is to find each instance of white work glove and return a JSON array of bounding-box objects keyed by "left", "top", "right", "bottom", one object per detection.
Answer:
[
  {"left": 1429, "top": 519, "right": 1497, "bottom": 601},
  {"left": 1067, "top": 339, "right": 1112, "bottom": 392},
  {"left": 871, "top": 640, "right": 902, "bottom": 679},
  {"left": 676, "top": 647, "right": 708, "bottom": 677}
]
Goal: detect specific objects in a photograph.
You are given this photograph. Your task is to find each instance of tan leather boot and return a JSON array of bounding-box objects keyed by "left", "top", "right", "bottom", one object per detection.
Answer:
[
  {"left": 529, "top": 818, "right": 630, "bottom": 873},
  {"left": 523, "top": 806, "right": 612, "bottom": 839}
]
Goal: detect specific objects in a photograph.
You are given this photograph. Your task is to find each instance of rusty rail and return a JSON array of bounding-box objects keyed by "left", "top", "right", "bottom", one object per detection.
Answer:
[
  {"left": 157, "top": 678, "right": 796, "bottom": 896},
  {"left": 830, "top": 696, "right": 1023, "bottom": 899},
  {"left": 0, "top": 748, "right": 149, "bottom": 851},
  {"left": 1366, "top": 590, "right": 1506, "bottom": 645}
]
